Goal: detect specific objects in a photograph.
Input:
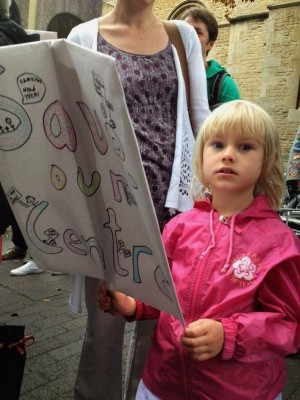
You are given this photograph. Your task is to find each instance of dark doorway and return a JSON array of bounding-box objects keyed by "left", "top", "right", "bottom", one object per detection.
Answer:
[{"left": 47, "top": 12, "right": 83, "bottom": 38}]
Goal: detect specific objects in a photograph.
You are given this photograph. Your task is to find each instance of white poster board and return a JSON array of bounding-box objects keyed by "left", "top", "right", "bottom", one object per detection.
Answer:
[{"left": 0, "top": 39, "right": 183, "bottom": 322}]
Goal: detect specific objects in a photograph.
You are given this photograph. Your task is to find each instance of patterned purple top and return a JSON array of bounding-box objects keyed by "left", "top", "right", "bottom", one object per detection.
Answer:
[{"left": 97, "top": 34, "right": 178, "bottom": 230}]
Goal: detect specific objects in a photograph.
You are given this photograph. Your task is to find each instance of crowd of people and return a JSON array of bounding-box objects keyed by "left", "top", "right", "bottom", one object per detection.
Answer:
[{"left": 1, "top": 0, "right": 299, "bottom": 400}]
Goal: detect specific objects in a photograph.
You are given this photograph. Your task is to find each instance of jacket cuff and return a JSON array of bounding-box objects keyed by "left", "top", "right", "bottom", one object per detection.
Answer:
[
  {"left": 134, "top": 300, "right": 145, "bottom": 319},
  {"left": 219, "top": 318, "right": 237, "bottom": 360},
  {"left": 125, "top": 300, "right": 142, "bottom": 322}
]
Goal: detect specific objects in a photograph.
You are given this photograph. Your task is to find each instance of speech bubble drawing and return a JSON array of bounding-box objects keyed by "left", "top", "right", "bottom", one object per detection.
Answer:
[
  {"left": 0, "top": 95, "right": 32, "bottom": 150},
  {"left": 17, "top": 73, "right": 46, "bottom": 104}
]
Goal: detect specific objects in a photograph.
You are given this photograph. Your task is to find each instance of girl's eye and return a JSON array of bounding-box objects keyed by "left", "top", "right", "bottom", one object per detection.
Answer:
[
  {"left": 239, "top": 144, "right": 252, "bottom": 151},
  {"left": 212, "top": 142, "right": 224, "bottom": 149}
]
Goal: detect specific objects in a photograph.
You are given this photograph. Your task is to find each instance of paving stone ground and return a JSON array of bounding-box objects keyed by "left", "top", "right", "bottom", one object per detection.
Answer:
[{"left": 0, "top": 234, "right": 299, "bottom": 400}]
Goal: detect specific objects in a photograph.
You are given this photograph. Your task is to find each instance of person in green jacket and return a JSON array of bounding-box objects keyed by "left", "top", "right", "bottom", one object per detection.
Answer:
[{"left": 182, "top": 6, "right": 240, "bottom": 110}]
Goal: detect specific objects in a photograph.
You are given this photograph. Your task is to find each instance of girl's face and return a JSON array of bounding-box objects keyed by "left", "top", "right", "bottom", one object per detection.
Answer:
[{"left": 202, "top": 130, "right": 264, "bottom": 200}]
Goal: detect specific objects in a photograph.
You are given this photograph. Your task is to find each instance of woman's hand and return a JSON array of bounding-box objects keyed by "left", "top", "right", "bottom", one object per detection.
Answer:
[
  {"left": 97, "top": 280, "right": 136, "bottom": 317},
  {"left": 181, "top": 319, "right": 224, "bottom": 361}
]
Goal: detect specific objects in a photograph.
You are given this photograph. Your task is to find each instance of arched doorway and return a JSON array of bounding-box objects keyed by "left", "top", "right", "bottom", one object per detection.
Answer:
[
  {"left": 47, "top": 12, "right": 83, "bottom": 39},
  {"left": 167, "top": 0, "right": 206, "bottom": 20}
]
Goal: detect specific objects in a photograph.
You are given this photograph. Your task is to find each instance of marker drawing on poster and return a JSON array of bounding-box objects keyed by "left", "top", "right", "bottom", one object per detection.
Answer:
[{"left": 0, "top": 39, "right": 183, "bottom": 322}]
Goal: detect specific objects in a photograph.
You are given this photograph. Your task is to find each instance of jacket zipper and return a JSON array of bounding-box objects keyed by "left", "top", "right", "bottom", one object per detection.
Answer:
[
  {"left": 180, "top": 253, "right": 205, "bottom": 400},
  {"left": 181, "top": 222, "right": 224, "bottom": 399}
]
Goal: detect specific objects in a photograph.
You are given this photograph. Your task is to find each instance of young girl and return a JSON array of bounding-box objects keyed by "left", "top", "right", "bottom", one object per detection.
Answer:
[{"left": 98, "top": 100, "right": 300, "bottom": 400}]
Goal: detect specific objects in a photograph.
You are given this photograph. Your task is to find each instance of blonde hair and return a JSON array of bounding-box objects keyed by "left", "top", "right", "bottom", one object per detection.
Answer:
[{"left": 192, "top": 100, "right": 285, "bottom": 210}]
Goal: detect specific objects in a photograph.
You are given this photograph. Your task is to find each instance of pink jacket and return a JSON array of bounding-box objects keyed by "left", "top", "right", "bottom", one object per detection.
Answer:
[{"left": 135, "top": 195, "right": 300, "bottom": 400}]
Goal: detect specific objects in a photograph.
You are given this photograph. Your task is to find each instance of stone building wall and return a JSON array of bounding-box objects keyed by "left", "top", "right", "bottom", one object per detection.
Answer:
[
  {"left": 14, "top": 0, "right": 300, "bottom": 156},
  {"left": 227, "top": 18, "right": 268, "bottom": 103},
  {"left": 15, "top": 0, "right": 102, "bottom": 31},
  {"left": 260, "top": 3, "right": 300, "bottom": 153}
]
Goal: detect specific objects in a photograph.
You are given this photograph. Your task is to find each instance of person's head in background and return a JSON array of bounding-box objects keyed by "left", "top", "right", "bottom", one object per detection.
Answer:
[
  {"left": 192, "top": 100, "right": 285, "bottom": 211},
  {"left": 0, "top": 0, "right": 11, "bottom": 18},
  {"left": 182, "top": 6, "right": 218, "bottom": 69}
]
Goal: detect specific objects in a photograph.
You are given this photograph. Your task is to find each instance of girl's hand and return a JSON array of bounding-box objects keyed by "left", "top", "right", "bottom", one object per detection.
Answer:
[
  {"left": 181, "top": 319, "right": 224, "bottom": 361},
  {"left": 97, "top": 280, "right": 136, "bottom": 317}
]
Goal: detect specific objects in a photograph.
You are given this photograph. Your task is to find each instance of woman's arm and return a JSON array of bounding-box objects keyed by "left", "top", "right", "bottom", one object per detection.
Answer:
[{"left": 175, "top": 20, "right": 210, "bottom": 135}]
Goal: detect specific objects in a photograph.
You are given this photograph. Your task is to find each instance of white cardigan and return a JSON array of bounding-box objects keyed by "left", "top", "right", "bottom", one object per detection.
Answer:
[{"left": 68, "top": 18, "right": 210, "bottom": 213}]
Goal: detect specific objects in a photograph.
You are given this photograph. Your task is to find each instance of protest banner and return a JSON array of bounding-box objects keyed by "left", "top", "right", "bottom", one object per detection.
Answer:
[{"left": 0, "top": 39, "right": 183, "bottom": 322}]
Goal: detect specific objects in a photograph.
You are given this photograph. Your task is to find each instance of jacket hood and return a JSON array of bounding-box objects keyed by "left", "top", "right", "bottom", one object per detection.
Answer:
[{"left": 194, "top": 194, "right": 280, "bottom": 222}]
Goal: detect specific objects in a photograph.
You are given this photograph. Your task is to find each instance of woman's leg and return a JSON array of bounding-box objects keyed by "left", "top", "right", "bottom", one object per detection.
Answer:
[
  {"left": 74, "top": 276, "right": 125, "bottom": 400},
  {"left": 124, "top": 320, "right": 157, "bottom": 400}
]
